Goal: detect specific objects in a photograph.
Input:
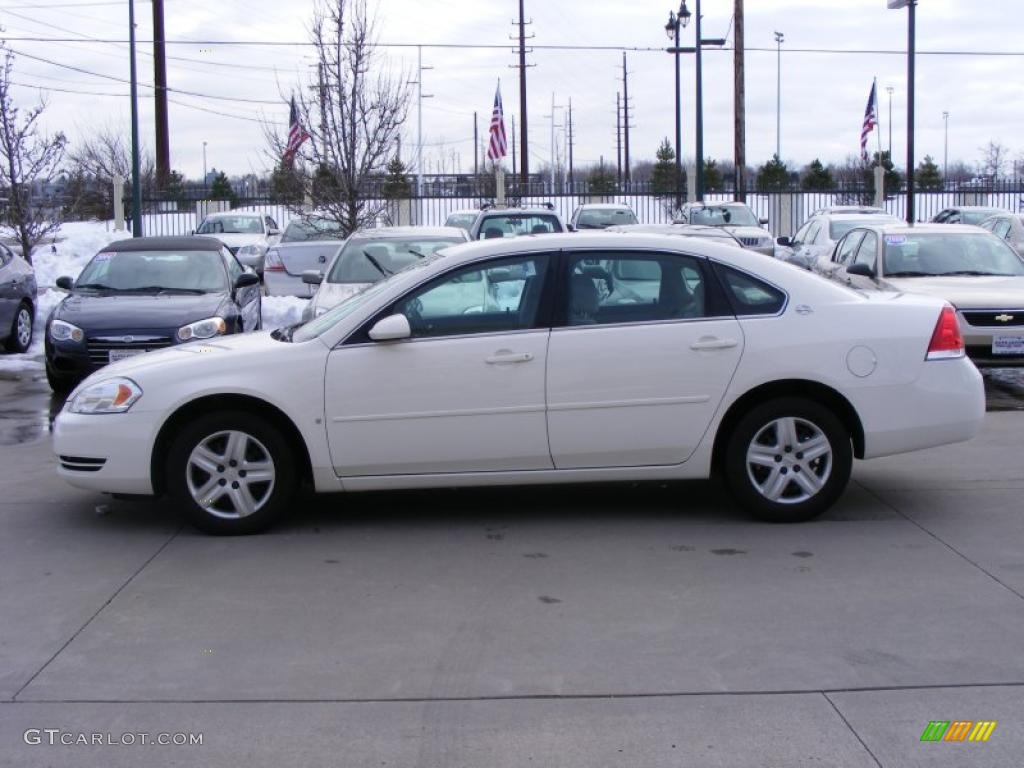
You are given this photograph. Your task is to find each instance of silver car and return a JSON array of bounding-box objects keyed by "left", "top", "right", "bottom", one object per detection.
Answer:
[
  {"left": 673, "top": 202, "right": 774, "bottom": 255},
  {"left": 978, "top": 213, "right": 1024, "bottom": 256},
  {"left": 777, "top": 212, "right": 898, "bottom": 269},
  {"left": 0, "top": 242, "right": 36, "bottom": 353},
  {"left": 815, "top": 222, "right": 1024, "bottom": 367},
  {"left": 194, "top": 212, "right": 281, "bottom": 276},
  {"left": 302, "top": 226, "right": 469, "bottom": 320},
  {"left": 264, "top": 216, "right": 347, "bottom": 297}
]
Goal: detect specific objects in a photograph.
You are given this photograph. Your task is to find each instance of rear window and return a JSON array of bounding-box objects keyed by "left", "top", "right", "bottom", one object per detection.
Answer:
[
  {"left": 575, "top": 208, "right": 638, "bottom": 229},
  {"left": 477, "top": 214, "right": 562, "bottom": 239},
  {"left": 714, "top": 264, "right": 786, "bottom": 316}
]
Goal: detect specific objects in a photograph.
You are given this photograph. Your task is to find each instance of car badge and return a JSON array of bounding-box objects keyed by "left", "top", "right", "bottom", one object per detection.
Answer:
[
  {"left": 994, "top": 314, "right": 1014, "bottom": 323},
  {"left": 122, "top": 335, "right": 134, "bottom": 344}
]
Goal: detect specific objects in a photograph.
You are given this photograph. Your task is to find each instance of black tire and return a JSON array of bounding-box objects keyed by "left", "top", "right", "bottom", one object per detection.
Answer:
[
  {"left": 4, "top": 301, "right": 33, "bottom": 353},
  {"left": 45, "top": 365, "right": 77, "bottom": 394},
  {"left": 166, "top": 410, "right": 296, "bottom": 535},
  {"left": 723, "top": 397, "right": 852, "bottom": 523}
]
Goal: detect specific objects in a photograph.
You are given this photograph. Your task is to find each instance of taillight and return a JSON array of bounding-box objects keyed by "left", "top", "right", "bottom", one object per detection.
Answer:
[
  {"left": 264, "top": 248, "right": 284, "bottom": 272},
  {"left": 925, "top": 305, "right": 964, "bottom": 360}
]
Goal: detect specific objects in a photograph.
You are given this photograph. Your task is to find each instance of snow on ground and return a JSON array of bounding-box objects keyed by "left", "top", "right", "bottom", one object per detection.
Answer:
[{"left": 0, "top": 221, "right": 310, "bottom": 376}]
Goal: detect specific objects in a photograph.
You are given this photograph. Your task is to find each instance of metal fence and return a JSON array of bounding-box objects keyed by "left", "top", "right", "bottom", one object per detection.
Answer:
[{"left": 95, "top": 181, "right": 1024, "bottom": 239}]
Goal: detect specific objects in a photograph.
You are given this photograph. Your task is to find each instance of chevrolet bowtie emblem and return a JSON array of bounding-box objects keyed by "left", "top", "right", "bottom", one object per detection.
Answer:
[{"left": 994, "top": 314, "right": 1014, "bottom": 322}]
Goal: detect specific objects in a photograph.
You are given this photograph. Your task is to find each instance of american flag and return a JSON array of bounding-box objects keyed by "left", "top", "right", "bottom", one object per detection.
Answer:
[
  {"left": 860, "top": 80, "right": 878, "bottom": 162},
  {"left": 283, "top": 96, "right": 309, "bottom": 166},
  {"left": 486, "top": 84, "right": 507, "bottom": 161}
]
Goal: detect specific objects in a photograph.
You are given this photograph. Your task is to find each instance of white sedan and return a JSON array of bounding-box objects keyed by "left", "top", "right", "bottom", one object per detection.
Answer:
[{"left": 53, "top": 233, "right": 985, "bottom": 534}]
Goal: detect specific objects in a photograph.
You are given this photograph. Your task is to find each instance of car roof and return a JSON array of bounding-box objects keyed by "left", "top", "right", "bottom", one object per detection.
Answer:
[
  {"left": 607, "top": 223, "right": 735, "bottom": 236},
  {"left": 479, "top": 207, "right": 560, "bottom": 216},
  {"left": 102, "top": 236, "right": 224, "bottom": 252},
  {"left": 445, "top": 209, "right": 479, "bottom": 217},
  {"left": 351, "top": 226, "right": 467, "bottom": 240},
  {"left": 816, "top": 213, "right": 899, "bottom": 222},
  {"left": 944, "top": 206, "right": 1003, "bottom": 211},
  {"left": 203, "top": 211, "right": 262, "bottom": 218},
  {"left": 867, "top": 223, "right": 989, "bottom": 235},
  {"left": 576, "top": 203, "right": 633, "bottom": 210}
]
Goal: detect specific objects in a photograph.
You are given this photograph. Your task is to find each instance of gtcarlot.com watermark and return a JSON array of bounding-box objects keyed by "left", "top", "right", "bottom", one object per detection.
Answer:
[{"left": 24, "top": 729, "right": 203, "bottom": 747}]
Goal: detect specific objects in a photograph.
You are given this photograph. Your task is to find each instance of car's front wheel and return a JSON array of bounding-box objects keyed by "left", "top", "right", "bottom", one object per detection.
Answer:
[
  {"left": 166, "top": 411, "right": 296, "bottom": 534},
  {"left": 4, "top": 302, "right": 33, "bottom": 353},
  {"left": 724, "top": 397, "right": 852, "bottom": 523}
]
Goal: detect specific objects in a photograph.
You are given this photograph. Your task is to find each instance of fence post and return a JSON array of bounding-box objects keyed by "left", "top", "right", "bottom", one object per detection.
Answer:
[
  {"left": 113, "top": 176, "right": 125, "bottom": 231},
  {"left": 686, "top": 164, "right": 697, "bottom": 203}
]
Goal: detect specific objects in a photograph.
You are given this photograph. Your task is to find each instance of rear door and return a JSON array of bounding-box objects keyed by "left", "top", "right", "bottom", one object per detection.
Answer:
[{"left": 545, "top": 249, "right": 743, "bottom": 469}]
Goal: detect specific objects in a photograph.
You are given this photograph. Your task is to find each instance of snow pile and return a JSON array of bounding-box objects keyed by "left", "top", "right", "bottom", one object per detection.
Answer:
[
  {"left": 261, "top": 295, "right": 309, "bottom": 330},
  {"left": 32, "top": 223, "right": 132, "bottom": 289}
]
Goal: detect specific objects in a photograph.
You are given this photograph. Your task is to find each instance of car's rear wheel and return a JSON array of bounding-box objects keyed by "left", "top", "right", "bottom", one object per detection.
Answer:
[
  {"left": 166, "top": 411, "right": 295, "bottom": 534},
  {"left": 724, "top": 397, "right": 852, "bottom": 523},
  {"left": 4, "top": 302, "right": 33, "bottom": 353}
]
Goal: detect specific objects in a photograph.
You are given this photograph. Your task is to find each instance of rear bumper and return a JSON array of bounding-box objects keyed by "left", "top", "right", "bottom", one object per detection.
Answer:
[
  {"left": 852, "top": 356, "right": 985, "bottom": 459},
  {"left": 53, "top": 409, "right": 158, "bottom": 495},
  {"left": 264, "top": 270, "right": 316, "bottom": 298}
]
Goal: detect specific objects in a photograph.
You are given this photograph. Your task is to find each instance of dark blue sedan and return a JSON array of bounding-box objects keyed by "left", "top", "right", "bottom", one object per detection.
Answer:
[{"left": 45, "top": 236, "right": 261, "bottom": 392}]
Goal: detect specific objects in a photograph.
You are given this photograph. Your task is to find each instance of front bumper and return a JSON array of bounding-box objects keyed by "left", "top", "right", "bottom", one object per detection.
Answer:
[
  {"left": 960, "top": 316, "right": 1024, "bottom": 367},
  {"left": 46, "top": 331, "right": 176, "bottom": 384},
  {"left": 53, "top": 409, "right": 159, "bottom": 495}
]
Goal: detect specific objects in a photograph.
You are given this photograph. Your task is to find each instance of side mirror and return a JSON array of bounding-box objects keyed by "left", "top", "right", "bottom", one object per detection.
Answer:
[
  {"left": 233, "top": 272, "right": 260, "bottom": 289},
  {"left": 776, "top": 236, "right": 793, "bottom": 248},
  {"left": 759, "top": 217, "right": 770, "bottom": 226},
  {"left": 368, "top": 313, "right": 411, "bottom": 342},
  {"left": 301, "top": 270, "right": 323, "bottom": 285},
  {"left": 56, "top": 275, "right": 74, "bottom": 291},
  {"left": 846, "top": 262, "right": 876, "bottom": 279}
]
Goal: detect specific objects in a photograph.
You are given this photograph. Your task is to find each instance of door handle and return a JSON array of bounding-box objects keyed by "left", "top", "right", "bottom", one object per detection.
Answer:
[
  {"left": 485, "top": 352, "right": 534, "bottom": 364},
  {"left": 690, "top": 338, "right": 739, "bottom": 351}
]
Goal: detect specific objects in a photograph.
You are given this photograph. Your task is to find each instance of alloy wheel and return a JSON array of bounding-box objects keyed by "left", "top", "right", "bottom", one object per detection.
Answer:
[
  {"left": 745, "top": 416, "right": 833, "bottom": 505},
  {"left": 186, "top": 429, "right": 276, "bottom": 519},
  {"left": 15, "top": 308, "right": 31, "bottom": 348}
]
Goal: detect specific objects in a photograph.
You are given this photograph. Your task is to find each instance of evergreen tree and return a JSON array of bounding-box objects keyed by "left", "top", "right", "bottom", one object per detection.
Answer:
[
  {"left": 915, "top": 155, "right": 943, "bottom": 191},
  {"left": 382, "top": 156, "right": 411, "bottom": 199},
  {"left": 209, "top": 171, "right": 236, "bottom": 205},
  {"left": 756, "top": 154, "right": 791, "bottom": 192},
  {"left": 587, "top": 162, "right": 618, "bottom": 195},
  {"left": 870, "top": 150, "right": 902, "bottom": 195},
  {"left": 650, "top": 138, "right": 679, "bottom": 197},
  {"left": 800, "top": 159, "right": 834, "bottom": 191},
  {"left": 164, "top": 170, "right": 187, "bottom": 207},
  {"left": 270, "top": 163, "right": 305, "bottom": 205},
  {"left": 702, "top": 157, "right": 723, "bottom": 192}
]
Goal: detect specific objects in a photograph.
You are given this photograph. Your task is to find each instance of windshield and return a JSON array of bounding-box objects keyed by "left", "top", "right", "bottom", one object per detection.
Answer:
[
  {"left": 829, "top": 218, "right": 895, "bottom": 240},
  {"left": 196, "top": 216, "right": 263, "bottom": 235},
  {"left": 444, "top": 213, "right": 477, "bottom": 230},
  {"left": 883, "top": 233, "right": 1024, "bottom": 277},
  {"left": 688, "top": 206, "right": 759, "bottom": 227},
  {"left": 962, "top": 209, "right": 1003, "bottom": 225},
  {"left": 576, "top": 208, "right": 638, "bottom": 229},
  {"left": 76, "top": 250, "right": 228, "bottom": 292},
  {"left": 326, "top": 237, "right": 462, "bottom": 283},
  {"left": 281, "top": 218, "right": 346, "bottom": 242},
  {"left": 477, "top": 213, "right": 562, "bottom": 239}
]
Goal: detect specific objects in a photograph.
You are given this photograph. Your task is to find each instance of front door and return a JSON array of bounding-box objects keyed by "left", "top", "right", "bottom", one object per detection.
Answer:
[
  {"left": 325, "top": 253, "right": 555, "bottom": 476},
  {"left": 545, "top": 250, "right": 744, "bottom": 469}
]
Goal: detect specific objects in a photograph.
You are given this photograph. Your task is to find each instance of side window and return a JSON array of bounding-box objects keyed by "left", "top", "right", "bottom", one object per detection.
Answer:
[
  {"left": 714, "top": 265, "right": 786, "bottom": 316},
  {"left": 835, "top": 232, "right": 865, "bottom": 264},
  {"left": 223, "top": 248, "right": 244, "bottom": 283},
  {"left": 793, "top": 221, "right": 811, "bottom": 243},
  {"left": 934, "top": 210, "right": 950, "bottom": 223},
  {"left": 803, "top": 222, "right": 821, "bottom": 244},
  {"left": 566, "top": 251, "right": 708, "bottom": 326},
  {"left": 993, "top": 220, "right": 1012, "bottom": 239},
  {"left": 947, "top": 212, "right": 962, "bottom": 224},
  {"left": 396, "top": 255, "right": 549, "bottom": 338},
  {"left": 853, "top": 232, "right": 878, "bottom": 271}
]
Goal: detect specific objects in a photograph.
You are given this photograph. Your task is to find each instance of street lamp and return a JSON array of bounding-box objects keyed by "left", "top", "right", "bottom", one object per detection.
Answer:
[
  {"left": 665, "top": 1, "right": 691, "bottom": 210},
  {"left": 128, "top": 0, "right": 143, "bottom": 236},
  {"left": 889, "top": 0, "right": 917, "bottom": 225},
  {"left": 942, "top": 111, "right": 949, "bottom": 182},
  {"left": 774, "top": 31, "right": 784, "bottom": 160},
  {"left": 202, "top": 141, "right": 208, "bottom": 191}
]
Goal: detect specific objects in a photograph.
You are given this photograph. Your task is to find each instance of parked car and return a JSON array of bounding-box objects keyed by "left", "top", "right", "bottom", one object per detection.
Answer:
[
  {"left": 264, "top": 216, "right": 347, "bottom": 298},
  {"left": 194, "top": 212, "right": 281, "bottom": 275},
  {"left": 603, "top": 223, "right": 744, "bottom": 248},
  {"left": 931, "top": 206, "right": 1004, "bottom": 226},
  {"left": 568, "top": 203, "right": 639, "bottom": 230},
  {"left": 301, "top": 226, "right": 469, "bottom": 320},
  {"left": 776, "top": 213, "right": 898, "bottom": 269},
  {"left": 0, "top": 242, "right": 37, "bottom": 353},
  {"left": 45, "top": 236, "right": 262, "bottom": 392},
  {"left": 467, "top": 205, "right": 567, "bottom": 240},
  {"left": 814, "top": 223, "right": 1024, "bottom": 367},
  {"left": 54, "top": 232, "right": 983, "bottom": 535},
  {"left": 978, "top": 213, "right": 1024, "bottom": 255},
  {"left": 807, "top": 205, "right": 887, "bottom": 218},
  {"left": 443, "top": 209, "right": 480, "bottom": 231},
  {"left": 673, "top": 202, "right": 774, "bottom": 255}
]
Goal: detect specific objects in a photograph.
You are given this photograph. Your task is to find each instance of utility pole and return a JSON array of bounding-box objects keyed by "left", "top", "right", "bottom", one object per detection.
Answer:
[
  {"left": 734, "top": 0, "right": 746, "bottom": 200},
  {"left": 550, "top": 92, "right": 556, "bottom": 191},
  {"left": 942, "top": 111, "right": 949, "bottom": 181},
  {"left": 413, "top": 46, "right": 433, "bottom": 197},
  {"left": 906, "top": 0, "right": 916, "bottom": 225},
  {"left": 473, "top": 111, "right": 479, "bottom": 176},
  {"left": 567, "top": 98, "right": 575, "bottom": 189},
  {"left": 622, "top": 52, "right": 632, "bottom": 185},
  {"left": 774, "top": 31, "right": 783, "bottom": 160},
  {"left": 152, "top": 0, "right": 169, "bottom": 189},
  {"left": 516, "top": 1, "right": 531, "bottom": 182},
  {"left": 695, "top": 0, "right": 705, "bottom": 200},
  {"left": 128, "top": 0, "right": 142, "bottom": 236},
  {"left": 616, "top": 92, "right": 622, "bottom": 185},
  {"left": 511, "top": 114, "right": 517, "bottom": 181}
]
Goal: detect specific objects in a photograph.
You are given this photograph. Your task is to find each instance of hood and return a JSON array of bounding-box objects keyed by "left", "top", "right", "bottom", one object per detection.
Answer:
[
  {"left": 54, "top": 292, "right": 228, "bottom": 331},
  {"left": 311, "top": 281, "right": 372, "bottom": 313},
  {"left": 209, "top": 233, "right": 266, "bottom": 249},
  {"left": 883, "top": 275, "right": 1024, "bottom": 310}
]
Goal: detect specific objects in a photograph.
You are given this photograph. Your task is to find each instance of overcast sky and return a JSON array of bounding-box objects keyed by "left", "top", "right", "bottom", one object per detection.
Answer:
[{"left": 3, "top": 0, "right": 1022, "bottom": 180}]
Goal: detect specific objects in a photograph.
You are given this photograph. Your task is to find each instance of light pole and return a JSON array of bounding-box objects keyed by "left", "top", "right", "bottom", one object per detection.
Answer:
[
  {"left": 665, "top": 1, "right": 692, "bottom": 210},
  {"left": 774, "top": 31, "right": 783, "bottom": 160},
  {"left": 886, "top": 86, "right": 894, "bottom": 155},
  {"left": 942, "top": 111, "right": 949, "bottom": 182},
  {"left": 128, "top": 0, "right": 143, "bottom": 236},
  {"left": 202, "top": 141, "right": 208, "bottom": 191},
  {"left": 889, "top": 0, "right": 916, "bottom": 225}
]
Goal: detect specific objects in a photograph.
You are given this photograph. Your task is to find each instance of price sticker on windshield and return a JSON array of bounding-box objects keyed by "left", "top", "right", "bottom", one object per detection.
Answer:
[{"left": 884, "top": 235, "right": 907, "bottom": 245}]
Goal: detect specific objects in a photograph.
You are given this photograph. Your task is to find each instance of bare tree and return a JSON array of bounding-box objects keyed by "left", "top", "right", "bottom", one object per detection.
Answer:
[
  {"left": 65, "top": 124, "right": 155, "bottom": 220},
  {"left": 265, "top": 0, "right": 410, "bottom": 234},
  {"left": 978, "top": 140, "right": 1009, "bottom": 182},
  {"left": 0, "top": 46, "right": 66, "bottom": 262}
]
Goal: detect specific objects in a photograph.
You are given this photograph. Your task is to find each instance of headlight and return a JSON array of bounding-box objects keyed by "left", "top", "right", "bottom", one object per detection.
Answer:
[
  {"left": 177, "top": 317, "right": 227, "bottom": 341},
  {"left": 68, "top": 377, "right": 142, "bottom": 414},
  {"left": 50, "top": 319, "right": 84, "bottom": 343}
]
